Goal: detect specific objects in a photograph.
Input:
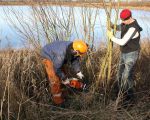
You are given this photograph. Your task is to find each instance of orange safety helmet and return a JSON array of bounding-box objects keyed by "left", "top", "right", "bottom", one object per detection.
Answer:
[{"left": 72, "top": 40, "right": 88, "bottom": 56}]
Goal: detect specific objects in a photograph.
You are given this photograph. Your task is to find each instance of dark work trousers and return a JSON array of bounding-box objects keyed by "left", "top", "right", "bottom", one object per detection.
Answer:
[{"left": 117, "top": 50, "right": 139, "bottom": 101}]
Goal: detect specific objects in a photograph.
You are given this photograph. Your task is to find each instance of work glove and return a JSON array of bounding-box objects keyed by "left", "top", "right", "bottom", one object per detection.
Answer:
[
  {"left": 110, "top": 21, "right": 114, "bottom": 29},
  {"left": 107, "top": 30, "right": 114, "bottom": 39},
  {"left": 76, "top": 71, "right": 84, "bottom": 79},
  {"left": 61, "top": 78, "right": 70, "bottom": 85}
]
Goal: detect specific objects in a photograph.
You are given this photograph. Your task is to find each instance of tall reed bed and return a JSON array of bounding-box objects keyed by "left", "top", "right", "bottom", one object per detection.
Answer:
[{"left": 0, "top": 41, "right": 150, "bottom": 120}]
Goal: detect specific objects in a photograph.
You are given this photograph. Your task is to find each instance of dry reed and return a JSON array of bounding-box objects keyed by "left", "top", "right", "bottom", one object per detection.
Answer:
[{"left": 0, "top": 1, "right": 150, "bottom": 120}]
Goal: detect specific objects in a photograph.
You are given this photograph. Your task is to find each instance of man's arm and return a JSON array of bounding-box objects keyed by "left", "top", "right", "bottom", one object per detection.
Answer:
[{"left": 111, "top": 27, "right": 138, "bottom": 46}]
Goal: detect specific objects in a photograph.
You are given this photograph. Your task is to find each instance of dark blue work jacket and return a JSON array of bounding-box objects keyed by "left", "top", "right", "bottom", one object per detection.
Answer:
[{"left": 41, "top": 41, "right": 81, "bottom": 80}]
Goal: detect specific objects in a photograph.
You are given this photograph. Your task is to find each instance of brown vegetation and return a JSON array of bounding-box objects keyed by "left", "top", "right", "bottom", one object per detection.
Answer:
[
  {"left": 0, "top": 1, "right": 150, "bottom": 10},
  {"left": 0, "top": 1, "right": 150, "bottom": 119},
  {"left": 0, "top": 41, "right": 150, "bottom": 120}
]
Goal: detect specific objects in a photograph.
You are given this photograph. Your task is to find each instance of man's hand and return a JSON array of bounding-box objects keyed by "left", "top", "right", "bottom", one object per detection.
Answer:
[
  {"left": 61, "top": 78, "right": 70, "bottom": 85},
  {"left": 107, "top": 30, "right": 114, "bottom": 39},
  {"left": 76, "top": 71, "right": 84, "bottom": 79}
]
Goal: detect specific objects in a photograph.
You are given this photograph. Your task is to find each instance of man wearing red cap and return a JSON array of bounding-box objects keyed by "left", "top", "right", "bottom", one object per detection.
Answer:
[{"left": 107, "top": 9, "right": 142, "bottom": 107}]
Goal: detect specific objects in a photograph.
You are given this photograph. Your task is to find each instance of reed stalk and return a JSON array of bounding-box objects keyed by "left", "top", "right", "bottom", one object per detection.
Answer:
[{"left": 94, "top": 0, "right": 120, "bottom": 95}]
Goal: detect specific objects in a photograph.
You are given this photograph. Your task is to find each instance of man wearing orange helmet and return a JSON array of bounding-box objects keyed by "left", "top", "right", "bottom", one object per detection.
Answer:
[
  {"left": 107, "top": 9, "right": 142, "bottom": 107},
  {"left": 41, "top": 40, "right": 88, "bottom": 107}
]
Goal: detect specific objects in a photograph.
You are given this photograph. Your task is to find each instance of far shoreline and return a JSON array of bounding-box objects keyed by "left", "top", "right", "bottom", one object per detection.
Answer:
[{"left": 0, "top": 1, "right": 150, "bottom": 10}]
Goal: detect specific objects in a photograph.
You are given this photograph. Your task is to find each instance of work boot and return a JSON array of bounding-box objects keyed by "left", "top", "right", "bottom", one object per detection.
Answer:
[
  {"left": 51, "top": 103, "right": 66, "bottom": 111},
  {"left": 60, "top": 101, "right": 70, "bottom": 108},
  {"left": 54, "top": 103, "right": 66, "bottom": 109},
  {"left": 111, "top": 82, "right": 119, "bottom": 101},
  {"left": 122, "top": 89, "right": 135, "bottom": 108}
]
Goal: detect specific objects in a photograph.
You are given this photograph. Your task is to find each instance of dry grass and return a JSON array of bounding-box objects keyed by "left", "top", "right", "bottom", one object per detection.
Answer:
[
  {"left": 0, "top": 1, "right": 149, "bottom": 119},
  {"left": 0, "top": 41, "right": 150, "bottom": 120}
]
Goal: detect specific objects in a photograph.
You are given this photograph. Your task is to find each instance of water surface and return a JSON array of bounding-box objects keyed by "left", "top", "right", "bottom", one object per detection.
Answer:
[{"left": 0, "top": 6, "right": 150, "bottom": 49}]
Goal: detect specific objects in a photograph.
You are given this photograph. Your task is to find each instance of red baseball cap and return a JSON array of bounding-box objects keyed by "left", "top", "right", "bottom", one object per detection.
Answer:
[{"left": 120, "top": 9, "right": 132, "bottom": 20}]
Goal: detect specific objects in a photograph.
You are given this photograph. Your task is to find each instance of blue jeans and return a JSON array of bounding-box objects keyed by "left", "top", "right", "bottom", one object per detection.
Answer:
[{"left": 117, "top": 50, "right": 139, "bottom": 93}]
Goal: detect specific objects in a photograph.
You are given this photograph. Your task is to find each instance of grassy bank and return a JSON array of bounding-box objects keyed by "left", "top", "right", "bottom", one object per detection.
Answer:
[{"left": 0, "top": 41, "right": 150, "bottom": 120}]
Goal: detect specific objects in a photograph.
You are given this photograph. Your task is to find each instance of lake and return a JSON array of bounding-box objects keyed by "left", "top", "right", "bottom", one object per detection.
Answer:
[{"left": 0, "top": 6, "right": 150, "bottom": 49}]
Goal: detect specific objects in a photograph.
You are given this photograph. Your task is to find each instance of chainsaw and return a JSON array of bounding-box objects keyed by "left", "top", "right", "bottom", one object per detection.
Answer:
[{"left": 62, "top": 78, "right": 87, "bottom": 91}]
